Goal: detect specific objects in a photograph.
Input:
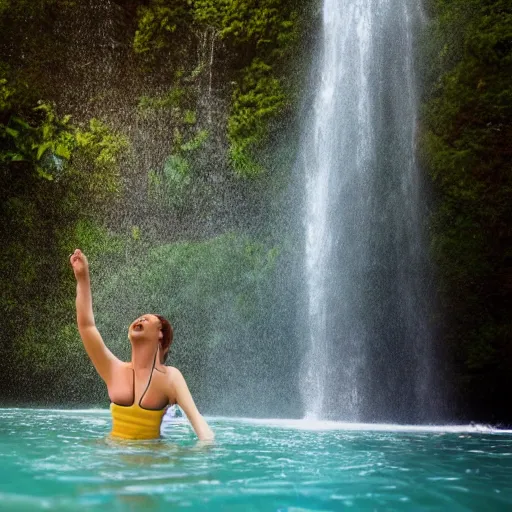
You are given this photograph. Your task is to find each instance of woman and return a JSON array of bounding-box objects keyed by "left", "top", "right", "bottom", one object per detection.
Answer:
[{"left": 70, "top": 248, "right": 214, "bottom": 441}]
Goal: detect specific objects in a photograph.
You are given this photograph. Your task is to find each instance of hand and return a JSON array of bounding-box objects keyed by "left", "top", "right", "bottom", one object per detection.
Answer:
[{"left": 70, "top": 249, "right": 89, "bottom": 280}]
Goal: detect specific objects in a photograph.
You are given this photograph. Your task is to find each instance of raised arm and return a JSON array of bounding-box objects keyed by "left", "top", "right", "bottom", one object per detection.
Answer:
[
  {"left": 171, "top": 368, "right": 214, "bottom": 441},
  {"left": 70, "top": 249, "right": 117, "bottom": 382}
]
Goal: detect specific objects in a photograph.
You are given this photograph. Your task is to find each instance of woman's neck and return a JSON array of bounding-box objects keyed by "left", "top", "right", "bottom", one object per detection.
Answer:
[{"left": 131, "top": 340, "right": 159, "bottom": 370}]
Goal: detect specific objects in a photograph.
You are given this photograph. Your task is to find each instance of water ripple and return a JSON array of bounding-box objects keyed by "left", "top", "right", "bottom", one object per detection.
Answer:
[{"left": 0, "top": 409, "right": 511, "bottom": 511}]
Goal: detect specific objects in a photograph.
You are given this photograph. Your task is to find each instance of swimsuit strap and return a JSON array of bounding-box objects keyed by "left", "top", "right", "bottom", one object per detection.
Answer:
[{"left": 137, "top": 344, "right": 160, "bottom": 407}]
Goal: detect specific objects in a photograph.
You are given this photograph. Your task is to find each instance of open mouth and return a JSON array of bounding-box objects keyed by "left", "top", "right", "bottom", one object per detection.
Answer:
[{"left": 133, "top": 322, "right": 144, "bottom": 331}]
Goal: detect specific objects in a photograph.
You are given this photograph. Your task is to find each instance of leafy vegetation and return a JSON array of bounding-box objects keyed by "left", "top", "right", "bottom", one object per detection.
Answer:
[
  {"left": 134, "top": 0, "right": 301, "bottom": 178},
  {"left": 228, "top": 58, "right": 288, "bottom": 177},
  {"left": 0, "top": 0, "right": 307, "bottom": 412},
  {"left": 419, "top": 0, "right": 512, "bottom": 421},
  {"left": 0, "top": 1, "right": 131, "bottom": 402}
]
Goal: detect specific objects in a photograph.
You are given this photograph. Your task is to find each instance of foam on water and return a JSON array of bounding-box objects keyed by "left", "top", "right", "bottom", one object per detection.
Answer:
[
  {"left": 232, "top": 417, "right": 512, "bottom": 434},
  {"left": 6, "top": 409, "right": 510, "bottom": 434}
]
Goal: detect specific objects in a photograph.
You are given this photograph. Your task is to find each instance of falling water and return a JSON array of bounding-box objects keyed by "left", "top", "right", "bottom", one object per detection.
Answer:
[{"left": 301, "top": 0, "right": 436, "bottom": 422}]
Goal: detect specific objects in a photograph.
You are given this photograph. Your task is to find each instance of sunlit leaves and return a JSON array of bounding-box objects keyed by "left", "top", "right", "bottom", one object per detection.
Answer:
[
  {"left": 1, "top": 102, "right": 128, "bottom": 191},
  {"left": 134, "top": 0, "right": 191, "bottom": 54},
  {"left": 190, "top": 0, "right": 298, "bottom": 55},
  {"left": 134, "top": 0, "right": 300, "bottom": 179},
  {"left": 228, "top": 58, "right": 287, "bottom": 177},
  {"left": 75, "top": 118, "right": 129, "bottom": 169},
  {"left": 0, "top": 77, "right": 13, "bottom": 111}
]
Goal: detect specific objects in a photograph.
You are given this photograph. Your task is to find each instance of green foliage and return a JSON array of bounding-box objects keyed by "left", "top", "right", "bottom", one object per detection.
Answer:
[
  {"left": 180, "top": 128, "right": 208, "bottom": 151},
  {"left": 191, "top": 0, "right": 298, "bottom": 55},
  {"left": 134, "top": 0, "right": 191, "bottom": 55},
  {"left": 420, "top": 0, "right": 512, "bottom": 419},
  {"left": 137, "top": 71, "right": 213, "bottom": 209},
  {"left": 148, "top": 128, "right": 209, "bottom": 210},
  {"left": 75, "top": 119, "right": 129, "bottom": 168},
  {"left": 0, "top": 0, "right": 308, "bottom": 409},
  {"left": 183, "top": 110, "right": 196, "bottom": 124},
  {"left": 0, "top": 103, "right": 128, "bottom": 189},
  {"left": 137, "top": 87, "right": 185, "bottom": 119},
  {"left": 72, "top": 219, "right": 126, "bottom": 260},
  {"left": 149, "top": 154, "right": 191, "bottom": 209},
  {"left": 190, "top": 1, "right": 298, "bottom": 177},
  {"left": 70, "top": 118, "right": 129, "bottom": 201},
  {"left": 0, "top": 103, "right": 72, "bottom": 179},
  {"left": 0, "top": 78, "right": 13, "bottom": 111},
  {"left": 134, "top": 0, "right": 301, "bottom": 179},
  {"left": 228, "top": 58, "right": 287, "bottom": 177},
  {"left": 0, "top": 64, "right": 129, "bottom": 405},
  {"left": 136, "top": 0, "right": 299, "bottom": 56}
]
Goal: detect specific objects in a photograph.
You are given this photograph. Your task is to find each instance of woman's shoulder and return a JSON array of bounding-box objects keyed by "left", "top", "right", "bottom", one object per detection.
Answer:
[
  {"left": 164, "top": 365, "right": 182, "bottom": 376},
  {"left": 159, "top": 365, "right": 181, "bottom": 380},
  {"left": 158, "top": 366, "right": 184, "bottom": 404},
  {"left": 161, "top": 366, "right": 189, "bottom": 389}
]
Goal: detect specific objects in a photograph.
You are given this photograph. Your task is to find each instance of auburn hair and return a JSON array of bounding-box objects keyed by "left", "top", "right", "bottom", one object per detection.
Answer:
[{"left": 155, "top": 314, "right": 173, "bottom": 363}]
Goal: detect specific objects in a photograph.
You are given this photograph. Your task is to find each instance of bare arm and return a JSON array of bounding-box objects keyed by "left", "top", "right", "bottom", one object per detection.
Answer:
[
  {"left": 70, "top": 249, "right": 117, "bottom": 382},
  {"left": 171, "top": 368, "right": 214, "bottom": 441}
]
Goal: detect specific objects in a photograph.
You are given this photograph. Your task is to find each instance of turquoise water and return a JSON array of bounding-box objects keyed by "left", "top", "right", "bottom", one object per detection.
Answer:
[{"left": 0, "top": 409, "right": 511, "bottom": 511}]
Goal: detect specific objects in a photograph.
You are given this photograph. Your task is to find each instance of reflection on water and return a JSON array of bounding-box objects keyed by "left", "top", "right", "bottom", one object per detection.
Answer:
[{"left": 0, "top": 409, "right": 511, "bottom": 511}]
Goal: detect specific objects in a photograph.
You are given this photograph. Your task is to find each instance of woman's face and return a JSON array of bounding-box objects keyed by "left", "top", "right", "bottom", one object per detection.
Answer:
[{"left": 128, "top": 314, "right": 162, "bottom": 344}]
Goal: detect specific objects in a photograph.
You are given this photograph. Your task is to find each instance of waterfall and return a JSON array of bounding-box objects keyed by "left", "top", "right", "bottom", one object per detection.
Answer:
[{"left": 301, "top": 0, "right": 436, "bottom": 422}]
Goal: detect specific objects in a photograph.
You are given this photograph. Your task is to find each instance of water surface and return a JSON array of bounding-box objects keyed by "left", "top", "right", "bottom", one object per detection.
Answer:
[{"left": 0, "top": 409, "right": 511, "bottom": 511}]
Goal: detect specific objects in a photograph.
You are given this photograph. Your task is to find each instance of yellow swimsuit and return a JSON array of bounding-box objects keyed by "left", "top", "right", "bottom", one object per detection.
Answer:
[
  {"left": 110, "top": 402, "right": 166, "bottom": 440},
  {"left": 110, "top": 351, "right": 168, "bottom": 440}
]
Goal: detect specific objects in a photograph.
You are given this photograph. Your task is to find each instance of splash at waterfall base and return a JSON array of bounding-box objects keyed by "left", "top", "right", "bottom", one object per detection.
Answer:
[{"left": 1, "top": 409, "right": 512, "bottom": 511}]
